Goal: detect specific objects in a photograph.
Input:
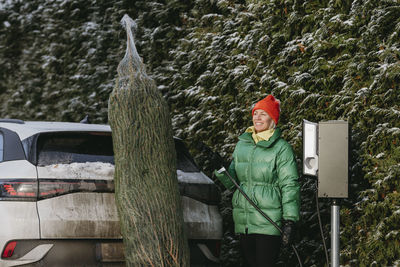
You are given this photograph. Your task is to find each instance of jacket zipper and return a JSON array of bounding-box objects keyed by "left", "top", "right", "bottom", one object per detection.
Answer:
[{"left": 246, "top": 143, "right": 257, "bottom": 233}]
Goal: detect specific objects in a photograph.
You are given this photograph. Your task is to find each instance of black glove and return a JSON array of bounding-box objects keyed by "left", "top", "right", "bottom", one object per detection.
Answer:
[{"left": 281, "top": 220, "right": 296, "bottom": 247}]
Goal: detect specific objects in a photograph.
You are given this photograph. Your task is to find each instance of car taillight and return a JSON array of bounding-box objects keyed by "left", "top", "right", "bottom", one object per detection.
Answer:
[
  {"left": 0, "top": 180, "right": 37, "bottom": 201},
  {"left": 2, "top": 241, "right": 17, "bottom": 258},
  {"left": 0, "top": 179, "right": 114, "bottom": 200}
]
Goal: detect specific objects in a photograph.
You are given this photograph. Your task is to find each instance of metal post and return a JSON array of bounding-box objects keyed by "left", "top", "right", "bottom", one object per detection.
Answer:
[{"left": 331, "top": 199, "right": 340, "bottom": 267}]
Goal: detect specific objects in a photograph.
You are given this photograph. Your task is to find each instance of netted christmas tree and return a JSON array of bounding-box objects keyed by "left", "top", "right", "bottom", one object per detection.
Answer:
[{"left": 108, "top": 14, "right": 189, "bottom": 266}]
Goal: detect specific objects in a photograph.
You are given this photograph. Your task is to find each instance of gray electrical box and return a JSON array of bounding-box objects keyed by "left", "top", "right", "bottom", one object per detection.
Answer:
[{"left": 318, "top": 121, "right": 348, "bottom": 198}]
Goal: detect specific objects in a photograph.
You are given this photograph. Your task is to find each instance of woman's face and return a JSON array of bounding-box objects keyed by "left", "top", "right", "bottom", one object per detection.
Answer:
[{"left": 253, "top": 109, "right": 273, "bottom": 133}]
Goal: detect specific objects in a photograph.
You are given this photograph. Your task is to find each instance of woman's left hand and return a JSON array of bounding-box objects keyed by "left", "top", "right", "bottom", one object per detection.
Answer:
[{"left": 281, "top": 220, "right": 296, "bottom": 246}]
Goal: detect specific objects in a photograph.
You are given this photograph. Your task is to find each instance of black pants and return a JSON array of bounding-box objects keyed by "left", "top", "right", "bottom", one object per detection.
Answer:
[{"left": 240, "top": 233, "right": 281, "bottom": 267}]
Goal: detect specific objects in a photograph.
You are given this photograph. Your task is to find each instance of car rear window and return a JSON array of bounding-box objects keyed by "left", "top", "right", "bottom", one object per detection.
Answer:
[
  {"left": 36, "top": 132, "right": 114, "bottom": 166},
  {"left": 174, "top": 139, "right": 200, "bottom": 172},
  {"left": 34, "top": 133, "right": 200, "bottom": 173}
]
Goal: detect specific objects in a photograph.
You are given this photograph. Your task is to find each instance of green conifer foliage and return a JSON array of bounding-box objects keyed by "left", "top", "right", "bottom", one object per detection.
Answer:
[{"left": 1, "top": 0, "right": 400, "bottom": 265}]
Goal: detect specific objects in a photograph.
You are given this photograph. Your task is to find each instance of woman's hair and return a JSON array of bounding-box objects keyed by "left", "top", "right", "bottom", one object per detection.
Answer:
[{"left": 269, "top": 120, "right": 276, "bottom": 130}]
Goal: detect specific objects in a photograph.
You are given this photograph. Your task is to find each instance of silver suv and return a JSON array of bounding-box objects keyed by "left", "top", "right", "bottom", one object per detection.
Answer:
[{"left": 0, "top": 119, "right": 222, "bottom": 266}]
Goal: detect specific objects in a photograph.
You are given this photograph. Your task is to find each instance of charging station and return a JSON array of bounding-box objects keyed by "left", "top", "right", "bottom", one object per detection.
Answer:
[{"left": 303, "top": 120, "right": 349, "bottom": 267}]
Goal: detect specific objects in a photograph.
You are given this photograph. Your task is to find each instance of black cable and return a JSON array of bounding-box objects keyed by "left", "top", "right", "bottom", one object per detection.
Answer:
[
  {"left": 221, "top": 168, "right": 303, "bottom": 267},
  {"left": 316, "top": 182, "right": 330, "bottom": 266}
]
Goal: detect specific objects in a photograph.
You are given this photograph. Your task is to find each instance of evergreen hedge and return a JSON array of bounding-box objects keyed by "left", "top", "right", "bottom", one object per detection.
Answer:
[{"left": 1, "top": 0, "right": 399, "bottom": 266}]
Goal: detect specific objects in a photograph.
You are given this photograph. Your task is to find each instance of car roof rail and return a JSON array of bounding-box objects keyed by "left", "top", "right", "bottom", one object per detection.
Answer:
[{"left": 0, "top": 119, "right": 25, "bottom": 124}]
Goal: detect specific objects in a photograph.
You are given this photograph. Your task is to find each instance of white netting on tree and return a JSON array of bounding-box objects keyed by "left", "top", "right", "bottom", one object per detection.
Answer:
[{"left": 117, "top": 14, "right": 147, "bottom": 81}]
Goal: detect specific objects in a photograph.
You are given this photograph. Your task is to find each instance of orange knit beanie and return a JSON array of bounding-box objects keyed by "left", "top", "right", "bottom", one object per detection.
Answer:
[{"left": 251, "top": 95, "right": 280, "bottom": 124}]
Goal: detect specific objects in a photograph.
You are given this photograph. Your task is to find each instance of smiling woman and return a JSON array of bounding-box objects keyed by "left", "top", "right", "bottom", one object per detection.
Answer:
[
  {"left": 252, "top": 95, "right": 279, "bottom": 132},
  {"left": 253, "top": 110, "right": 274, "bottom": 133},
  {"left": 214, "top": 94, "right": 300, "bottom": 267}
]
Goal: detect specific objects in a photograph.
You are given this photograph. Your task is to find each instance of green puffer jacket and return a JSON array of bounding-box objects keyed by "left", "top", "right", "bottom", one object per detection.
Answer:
[{"left": 215, "top": 128, "right": 300, "bottom": 236}]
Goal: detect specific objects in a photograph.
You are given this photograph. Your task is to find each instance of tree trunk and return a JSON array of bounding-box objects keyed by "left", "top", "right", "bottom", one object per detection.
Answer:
[{"left": 108, "top": 14, "right": 189, "bottom": 267}]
